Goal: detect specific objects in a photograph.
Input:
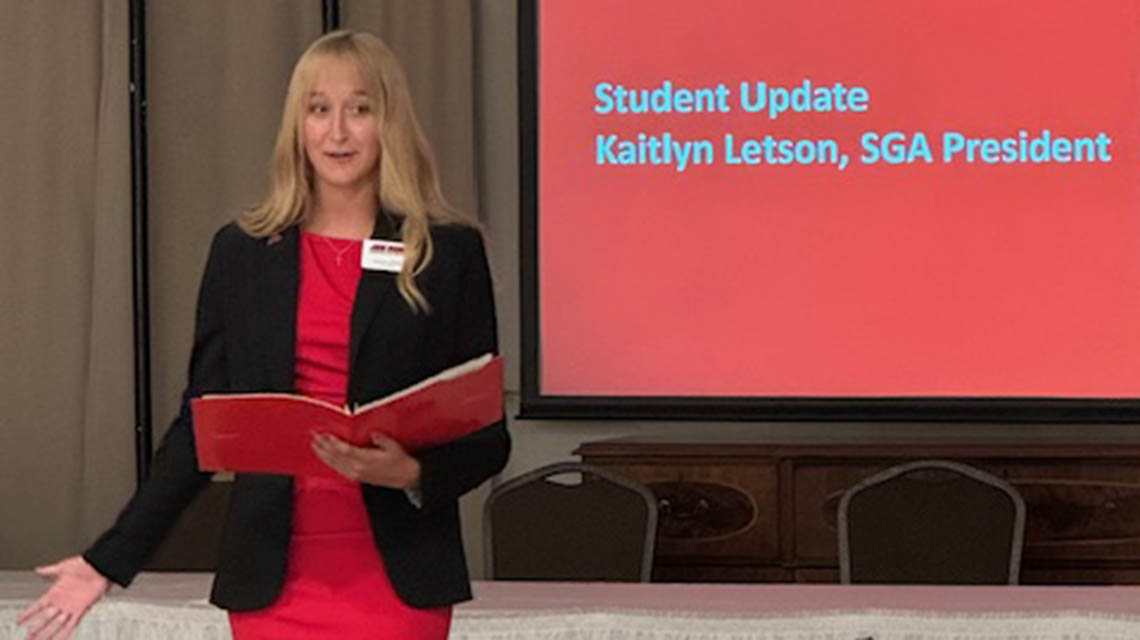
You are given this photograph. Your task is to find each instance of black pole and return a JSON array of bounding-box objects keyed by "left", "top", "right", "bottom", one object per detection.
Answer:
[
  {"left": 518, "top": 0, "right": 540, "bottom": 415},
  {"left": 322, "top": 0, "right": 341, "bottom": 33},
  {"left": 129, "top": 0, "right": 153, "bottom": 488}
]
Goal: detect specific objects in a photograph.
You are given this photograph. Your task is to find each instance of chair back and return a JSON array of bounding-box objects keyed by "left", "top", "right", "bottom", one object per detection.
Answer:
[
  {"left": 484, "top": 461, "right": 658, "bottom": 581},
  {"left": 838, "top": 459, "right": 1025, "bottom": 584}
]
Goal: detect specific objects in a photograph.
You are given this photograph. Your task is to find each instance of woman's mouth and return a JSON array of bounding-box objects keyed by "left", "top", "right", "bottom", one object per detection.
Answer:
[{"left": 325, "top": 151, "right": 357, "bottom": 163}]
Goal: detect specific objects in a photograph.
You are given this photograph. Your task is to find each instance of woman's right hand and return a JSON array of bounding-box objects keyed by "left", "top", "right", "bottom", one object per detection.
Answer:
[{"left": 17, "top": 555, "right": 110, "bottom": 640}]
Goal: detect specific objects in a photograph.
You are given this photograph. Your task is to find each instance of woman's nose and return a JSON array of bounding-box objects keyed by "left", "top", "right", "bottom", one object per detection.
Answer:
[{"left": 332, "top": 110, "right": 349, "bottom": 140}]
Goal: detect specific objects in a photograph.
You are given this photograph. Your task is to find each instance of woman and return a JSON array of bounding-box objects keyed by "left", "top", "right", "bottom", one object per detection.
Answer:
[{"left": 18, "top": 30, "right": 508, "bottom": 640}]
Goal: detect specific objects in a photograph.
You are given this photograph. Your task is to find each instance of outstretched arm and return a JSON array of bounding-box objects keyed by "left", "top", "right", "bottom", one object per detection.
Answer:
[{"left": 81, "top": 227, "right": 232, "bottom": 585}]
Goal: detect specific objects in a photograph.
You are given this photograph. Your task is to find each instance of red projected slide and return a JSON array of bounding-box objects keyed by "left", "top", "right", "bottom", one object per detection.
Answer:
[{"left": 538, "top": 0, "right": 1140, "bottom": 398}]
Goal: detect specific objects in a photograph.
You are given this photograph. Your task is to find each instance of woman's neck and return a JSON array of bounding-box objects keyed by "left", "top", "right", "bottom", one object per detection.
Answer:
[{"left": 305, "top": 182, "right": 378, "bottom": 240}]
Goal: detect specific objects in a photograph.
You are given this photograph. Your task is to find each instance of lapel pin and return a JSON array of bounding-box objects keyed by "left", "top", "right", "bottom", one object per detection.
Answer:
[{"left": 267, "top": 233, "right": 282, "bottom": 246}]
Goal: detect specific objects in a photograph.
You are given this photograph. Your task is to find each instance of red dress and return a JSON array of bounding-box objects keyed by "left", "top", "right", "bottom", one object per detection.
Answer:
[{"left": 228, "top": 231, "right": 453, "bottom": 639}]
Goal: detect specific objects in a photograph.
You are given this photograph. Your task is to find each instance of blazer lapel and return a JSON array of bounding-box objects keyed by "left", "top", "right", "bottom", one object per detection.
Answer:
[
  {"left": 349, "top": 212, "right": 401, "bottom": 383},
  {"left": 257, "top": 226, "right": 300, "bottom": 392}
]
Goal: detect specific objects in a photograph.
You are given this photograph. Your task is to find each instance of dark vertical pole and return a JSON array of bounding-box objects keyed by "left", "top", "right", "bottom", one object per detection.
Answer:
[
  {"left": 129, "top": 0, "right": 153, "bottom": 487},
  {"left": 519, "top": 0, "right": 539, "bottom": 413},
  {"left": 322, "top": 0, "right": 341, "bottom": 33}
]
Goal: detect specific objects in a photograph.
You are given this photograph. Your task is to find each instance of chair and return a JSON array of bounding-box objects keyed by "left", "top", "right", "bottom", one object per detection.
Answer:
[
  {"left": 838, "top": 459, "right": 1025, "bottom": 584},
  {"left": 484, "top": 461, "right": 658, "bottom": 581}
]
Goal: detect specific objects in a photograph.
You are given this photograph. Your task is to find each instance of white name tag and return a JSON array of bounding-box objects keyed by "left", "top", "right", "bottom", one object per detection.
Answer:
[{"left": 361, "top": 239, "right": 406, "bottom": 272}]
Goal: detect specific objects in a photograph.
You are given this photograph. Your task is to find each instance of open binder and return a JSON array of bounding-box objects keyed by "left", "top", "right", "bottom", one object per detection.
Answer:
[{"left": 191, "top": 354, "right": 503, "bottom": 477}]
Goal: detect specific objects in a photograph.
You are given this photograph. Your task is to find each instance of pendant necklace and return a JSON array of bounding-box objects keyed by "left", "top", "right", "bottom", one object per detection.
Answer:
[{"left": 320, "top": 236, "right": 355, "bottom": 266}]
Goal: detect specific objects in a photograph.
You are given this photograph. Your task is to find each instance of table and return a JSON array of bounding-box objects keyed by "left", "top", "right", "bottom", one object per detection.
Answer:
[{"left": 3, "top": 571, "right": 1140, "bottom": 639}]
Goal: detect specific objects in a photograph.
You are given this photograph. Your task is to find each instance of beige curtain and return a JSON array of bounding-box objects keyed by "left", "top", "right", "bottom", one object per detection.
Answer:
[
  {"left": 0, "top": 0, "right": 132, "bottom": 566},
  {"left": 470, "top": 0, "right": 519, "bottom": 389},
  {"left": 343, "top": 0, "right": 481, "bottom": 223},
  {"left": 146, "top": 1, "right": 322, "bottom": 449}
]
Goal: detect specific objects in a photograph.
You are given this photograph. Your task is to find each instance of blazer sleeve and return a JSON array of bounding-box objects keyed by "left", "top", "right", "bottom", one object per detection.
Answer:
[
  {"left": 82, "top": 227, "right": 231, "bottom": 586},
  {"left": 414, "top": 227, "right": 510, "bottom": 513}
]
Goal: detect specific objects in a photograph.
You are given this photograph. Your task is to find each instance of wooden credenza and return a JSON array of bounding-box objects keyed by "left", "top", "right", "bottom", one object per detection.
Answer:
[{"left": 575, "top": 438, "right": 1140, "bottom": 584}]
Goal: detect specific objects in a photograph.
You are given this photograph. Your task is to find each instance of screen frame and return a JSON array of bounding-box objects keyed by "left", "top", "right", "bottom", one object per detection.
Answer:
[{"left": 517, "top": 0, "right": 1140, "bottom": 423}]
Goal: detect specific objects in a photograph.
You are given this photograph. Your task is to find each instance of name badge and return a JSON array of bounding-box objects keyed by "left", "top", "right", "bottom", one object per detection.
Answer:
[{"left": 362, "top": 239, "right": 405, "bottom": 272}]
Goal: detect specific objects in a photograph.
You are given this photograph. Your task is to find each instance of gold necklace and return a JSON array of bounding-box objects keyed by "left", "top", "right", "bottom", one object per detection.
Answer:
[{"left": 319, "top": 235, "right": 355, "bottom": 266}]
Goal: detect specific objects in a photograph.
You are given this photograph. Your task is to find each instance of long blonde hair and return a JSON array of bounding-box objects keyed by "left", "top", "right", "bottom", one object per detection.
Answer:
[{"left": 239, "top": 30, "right": 469, "bottom": 312}]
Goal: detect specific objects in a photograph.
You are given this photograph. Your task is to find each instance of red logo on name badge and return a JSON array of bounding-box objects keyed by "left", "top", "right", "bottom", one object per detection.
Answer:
[{"left": 369, "top": 244, "right": 404, "bottom": 254}]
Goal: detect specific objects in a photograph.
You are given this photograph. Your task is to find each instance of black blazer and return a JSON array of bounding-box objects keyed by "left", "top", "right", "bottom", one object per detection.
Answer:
[{"left": 83, "top": 214, "right": 510, "bottom": 611}]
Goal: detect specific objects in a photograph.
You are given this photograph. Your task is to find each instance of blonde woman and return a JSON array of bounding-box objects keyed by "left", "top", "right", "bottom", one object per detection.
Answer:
[{"left": 19, "top": 30, "right": 508, "bottom": 640}]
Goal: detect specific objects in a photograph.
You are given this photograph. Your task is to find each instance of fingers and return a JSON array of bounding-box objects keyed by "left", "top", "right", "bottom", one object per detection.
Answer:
[
  {"left": 38, "top": 612, "right": 73, "bottom": 640},
  {"left": 34, "top": 562, "right": 63, "bottom": 578},
  {"left": 370, "top": 433, "right": 398, "bottom": 449},
  {"left": 17, "top": 598, "right": 49, "bottom": 625},
  {"left": 57, "top": 615, "right": 80, "bottom": 640},
  {"left": 25, "top": 606, "right": 67, "bottom": 640},
  {"left": 311, "top": 433, "right": 362, "bottom": 480},
  {"left": 311, "top": 433, "right": 345, "bottom": 460},
  {"left": 18, "top": 559, "right": 103, "bottom": 640},
  {"left": 311, "top": 433, "right": 344, "bottom": 457},
  {"left": 311, "top": 432, "right": 406, "bottom": 485},
  {"left": 312, "top": 433, "right": 379, "bottom": 462}
]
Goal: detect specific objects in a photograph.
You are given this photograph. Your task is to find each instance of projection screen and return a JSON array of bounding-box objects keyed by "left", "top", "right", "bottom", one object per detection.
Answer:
[{"left": 519, "top": 0, "right": 1140, "bottom": 421}]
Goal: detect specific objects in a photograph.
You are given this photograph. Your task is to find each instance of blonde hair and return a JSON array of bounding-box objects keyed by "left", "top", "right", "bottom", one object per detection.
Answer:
[{"left": 239, "top": 30, "right": 470, "bottom": 312}]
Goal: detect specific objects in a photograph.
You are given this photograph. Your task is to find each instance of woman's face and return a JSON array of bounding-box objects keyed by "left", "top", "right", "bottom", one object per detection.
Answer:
[{"left": 302, "top": 59, "right": 381, "bottom": 193}]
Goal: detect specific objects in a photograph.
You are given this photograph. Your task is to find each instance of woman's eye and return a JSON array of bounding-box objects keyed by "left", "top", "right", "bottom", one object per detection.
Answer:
[
  {"left": 352, "top": 104, "right": 372, "bottom": 114},
  {"left": 308, "top": 103, "right": 328, "bottom": 114}
]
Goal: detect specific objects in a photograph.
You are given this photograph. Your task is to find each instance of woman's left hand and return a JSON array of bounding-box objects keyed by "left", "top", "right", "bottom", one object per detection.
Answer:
[{"left": 311, "top": 432, "right": 422, "bottom": 489}]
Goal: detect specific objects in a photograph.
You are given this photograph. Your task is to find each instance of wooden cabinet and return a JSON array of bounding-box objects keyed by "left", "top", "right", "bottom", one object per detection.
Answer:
[{"left": 575, "top": 438, "right": 1140, "bottom": 584}]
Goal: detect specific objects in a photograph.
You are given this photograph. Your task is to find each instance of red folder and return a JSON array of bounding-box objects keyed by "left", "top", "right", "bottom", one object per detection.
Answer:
[{"left": 191, "top": 354, "right": 503, "bottom": 478}]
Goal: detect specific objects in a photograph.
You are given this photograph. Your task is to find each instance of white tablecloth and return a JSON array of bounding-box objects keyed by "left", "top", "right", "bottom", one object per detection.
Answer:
[{"left": 3, "top": 572, "right": 1140, "bottom": 639}]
